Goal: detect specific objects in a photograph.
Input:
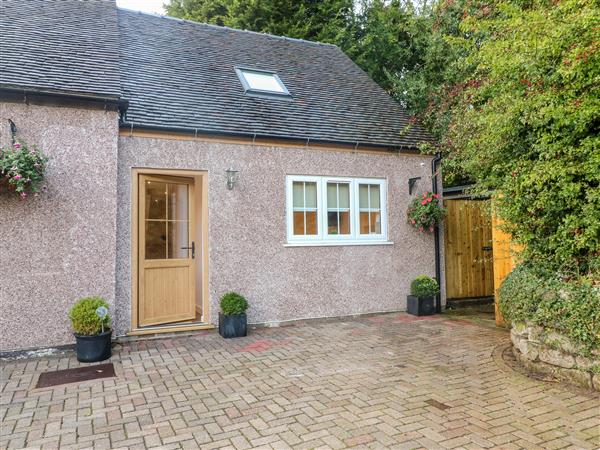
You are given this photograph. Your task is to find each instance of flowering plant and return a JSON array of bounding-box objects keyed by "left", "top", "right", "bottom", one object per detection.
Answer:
[
  {"left": 407, "top": 191, "right": 445, "bottom": 233},
  {"left": 0, "top": 141, "right": 49, "bottom": 199}
]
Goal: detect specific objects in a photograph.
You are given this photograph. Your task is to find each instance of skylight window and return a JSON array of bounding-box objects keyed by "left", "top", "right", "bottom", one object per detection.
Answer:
[{"left": 235, "top": 67, "right": 291, "bottom": 98}]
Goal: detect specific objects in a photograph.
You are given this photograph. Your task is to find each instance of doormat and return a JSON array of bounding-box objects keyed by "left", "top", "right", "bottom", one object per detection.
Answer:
[
  {"left": 425, "top": 399, "right": 451, "bottom": 410},
  {"left": 36, "top": 363, "right": 115, "bottom": 388}
]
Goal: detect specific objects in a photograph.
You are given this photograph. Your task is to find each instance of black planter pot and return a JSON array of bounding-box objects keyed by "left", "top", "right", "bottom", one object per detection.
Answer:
[
  {"left": 74, "top": 330, "right": 112, "bottom": 362},
  {"left": 407, "top": 295, "right": 435, "bottom": 316},
  {"left": 219, "top": 313, "right": 247, "bottom": 338}
]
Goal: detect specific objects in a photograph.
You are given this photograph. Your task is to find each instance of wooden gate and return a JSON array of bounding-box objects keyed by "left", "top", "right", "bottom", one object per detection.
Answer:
[{"left": 444, "top": 199, "right": 494, "bottom": 300}]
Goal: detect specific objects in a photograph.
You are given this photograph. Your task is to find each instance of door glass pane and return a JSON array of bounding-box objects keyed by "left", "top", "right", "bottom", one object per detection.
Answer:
[
  {"left": 370, "top": 185, "right": 380, "bottom": 208},
  {"left": 293, "top": 182, "right": 304, "bottom": 208},
  {"left": 145, "top": 221, "right": 167, "bottom": 259},
  {"left": 305, "top": 182, "right": 317, "bottom": 208},
  {"left": 168, "top": 183, "right": 188, "bottom": 221},
  {"left": 339, "top": 184, "right": 350, "bottom": 208},
  {"left": 359, "top": 184, "right": 369, "bottom": 208},
  {"left": 145, "top": 181, "right": 167, "bottom": 220},
  {"left": 168, "top": 221, "right": 189, "bottom": 259}
]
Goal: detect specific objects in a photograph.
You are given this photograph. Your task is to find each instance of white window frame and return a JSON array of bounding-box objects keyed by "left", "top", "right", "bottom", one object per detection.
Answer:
[{"left": 286, "top": 175, "right": 389, "bottom": 246}]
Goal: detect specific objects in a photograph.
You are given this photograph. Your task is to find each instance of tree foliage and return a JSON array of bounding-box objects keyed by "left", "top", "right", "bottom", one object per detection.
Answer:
[{"left": 446, "top": 0, "right": 600, "bottom": 274}]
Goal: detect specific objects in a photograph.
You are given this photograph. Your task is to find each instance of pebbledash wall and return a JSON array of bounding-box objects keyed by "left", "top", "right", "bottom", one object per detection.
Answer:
[
  {"left": 0, "top": 102, "right": 119, "bottom": 351},
  {"left": 114, "top": 135, "right": 445, "bottom": 336},
  {"left": 0, "top": 100, "right": 444, "bottom": 351}
]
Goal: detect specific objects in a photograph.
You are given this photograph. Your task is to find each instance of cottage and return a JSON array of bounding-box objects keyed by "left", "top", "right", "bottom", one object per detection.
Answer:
[{"left": 0, "top": 0, "right": 443, "bottom": 351}]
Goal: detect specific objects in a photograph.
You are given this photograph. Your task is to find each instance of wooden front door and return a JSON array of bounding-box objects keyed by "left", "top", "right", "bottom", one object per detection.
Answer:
[
  {"left": 444, "top": 199, "right": 494, "bottom": 300},
  {"left": 138, "top": 175, "right": 196, "bottom": 326}
]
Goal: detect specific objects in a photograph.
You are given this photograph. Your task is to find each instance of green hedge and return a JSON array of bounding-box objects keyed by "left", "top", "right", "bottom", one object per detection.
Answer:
[{"left": 499, "top": 264, "right": 600, "bottom": 354}]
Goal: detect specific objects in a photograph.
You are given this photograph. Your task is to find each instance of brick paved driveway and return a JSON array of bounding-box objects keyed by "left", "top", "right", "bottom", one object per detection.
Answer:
[{"left": 1, "top": 313, "right": 599, "bottom": 449}]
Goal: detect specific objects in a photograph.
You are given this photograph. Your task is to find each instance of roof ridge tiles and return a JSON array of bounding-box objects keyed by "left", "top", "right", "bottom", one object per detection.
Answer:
[{"left": 117, "top": 7, "right": 339, "bottom": 48}]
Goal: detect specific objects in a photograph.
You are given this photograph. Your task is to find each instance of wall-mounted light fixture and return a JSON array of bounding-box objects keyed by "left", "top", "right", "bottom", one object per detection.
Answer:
[
  {"left": 225, "top": 168, "right": 238, "bottom": 190},
  {"left": 408, "top": 176, "right": 421, "bottom": 195}
]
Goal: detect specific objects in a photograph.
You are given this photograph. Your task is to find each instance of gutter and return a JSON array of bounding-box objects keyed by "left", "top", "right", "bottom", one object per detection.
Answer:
[
  {"left": 0, "top": 87, "right": 129, "bottom": 113},
  {"left": 119, "top": 122, "right": 425, "bottom": 154},
  {"left": 432, "top": 152, "right": 443, "bottom": 313}
]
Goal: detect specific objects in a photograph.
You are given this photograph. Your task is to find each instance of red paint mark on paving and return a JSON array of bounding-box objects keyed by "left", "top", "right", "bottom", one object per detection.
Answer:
[
  {"left": 346, "top": 434, "right": 375, "bottom": 447},
  {"left": 393, "top": 314, "right": 438, "bottom": 323},
  {"left": 237, "top": 338, "right": 292, "bottom": 353}
]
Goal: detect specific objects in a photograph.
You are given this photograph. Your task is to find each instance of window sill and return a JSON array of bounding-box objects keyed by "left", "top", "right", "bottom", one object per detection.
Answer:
[{"left": 284, "top": 240, "right": 394, "bottom": 248}]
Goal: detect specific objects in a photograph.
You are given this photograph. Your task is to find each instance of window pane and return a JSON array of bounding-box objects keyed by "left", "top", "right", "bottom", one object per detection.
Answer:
[
  {"left": 339, "top": 211, "right": 350, "bottom": 234},
  {"left": 359, "top": 184, "right": 369, "bottom": 208},
  {"left": 305, "top": 182, "right": 317, "bottom": 208},
  {"left": 145, "top": 221, "right": 166, "bottom": 259},
  {"left": 327, "top": 183, "right": 337, "bottom": 208},
  {"left": 293, "top": 182, "right": 304, "bottom": 208},
  {"left": 145, "top": 181, "right": 166, "bottom": 220},
  {"left": 242, "top": 71, "right": 285, "bottom": 92},
  {"left": 293, "top": 211, "right": 305, "bottom": 235},
  {"left": 305, "top": 211, "right": 318, "bottom": 235},
  {"left": 168, "top": 183, "right": 188, "bottom": 221},
  {"left": 339, "top": 184, "right": 350, "bottom": 208},
  {"left": 167, "top": 220, "right": 189, "bottom": 259},
  {"left": 370, "top": 211, "right": 381, "bottom": 234},
  {"left": 327, "top": 211, "right": 339, "bottom": 234},
  {"left": 370, "top": 185, "right": 380, "bottom": 209},
  {"left": 359, "top": 212, "right": 370, "bottom": 234}
]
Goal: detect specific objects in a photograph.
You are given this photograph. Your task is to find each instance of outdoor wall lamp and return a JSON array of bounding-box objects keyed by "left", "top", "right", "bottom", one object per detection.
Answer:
[
  {"left": 225, "top": 168, "right": 239, "bottom": 190},
  {"left": 408, "top": 176, "right": 421, "bottom": 195}
]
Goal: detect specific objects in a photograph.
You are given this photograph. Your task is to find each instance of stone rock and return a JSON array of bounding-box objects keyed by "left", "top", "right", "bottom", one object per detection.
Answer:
[
  {"left": 575, "top": 355, "right": 599, "bottom": 371},
  {"left": 539, "top": 348, "right": 575, "bottom": 369},
  {"left": 541, "top": 330, "right": 578, "bottom": 355},
  {"left": 510, "top": 328, "right": 522, "bottom": 347},
  {"left": 592, "top": 374, "right": 600, "bottom": 392},
  {"left": 512, "top": 322, "right": 530, "bottom": 338},
  {"left": 527, "top": 325, "right": 544, "bottom": 344},
  {"left": 517, "top": 339, "right": 539, "bottom": 361},
  {"left": 556, "top": 367, "right": 593, "bottom": 390}
]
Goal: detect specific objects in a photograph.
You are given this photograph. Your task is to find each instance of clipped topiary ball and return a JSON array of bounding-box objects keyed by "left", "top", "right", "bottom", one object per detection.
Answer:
[
  {"left": 220, "top": 292, "right": 248, "bottom": 316},
  {"left": 410, "top": 275, "right": 440, "bottom": 298},
  {"left": 69, "top": 297, "right": 111, "bottom": 336}
]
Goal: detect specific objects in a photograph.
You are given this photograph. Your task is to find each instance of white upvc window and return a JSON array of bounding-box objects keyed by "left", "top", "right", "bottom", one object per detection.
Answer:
[{"left": 286, "top": 175, "right": 388, "bottom": 245}]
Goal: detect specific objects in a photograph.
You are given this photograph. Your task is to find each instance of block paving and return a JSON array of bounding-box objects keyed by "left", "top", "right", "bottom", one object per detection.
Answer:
[{"left": 1, "top": 313, "right": 599, "bottom": 449}]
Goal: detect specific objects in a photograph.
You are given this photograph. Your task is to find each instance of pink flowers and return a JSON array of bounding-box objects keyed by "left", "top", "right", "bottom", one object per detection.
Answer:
[
  {"left": 20, "top": 192, "right": 27, "bottom": 199},
  {"left": 13, "top": 174, "right": 22, "bottom": 181},
  {"left": 13, "top": 143, "right": 21, "bottom": 149},
  {"left": 407, "top": 191, "right": 446, "bottom": 234}
]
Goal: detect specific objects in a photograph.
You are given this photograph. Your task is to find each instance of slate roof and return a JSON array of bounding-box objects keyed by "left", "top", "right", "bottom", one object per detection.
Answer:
[
  {"left": 118, "top": 10, "right": 431, "bottom": 148},
  {"left": 0, "top": 0, "right": 432, "bottom": 149},
  {"left": 0, "top": 0, "right": 121, "bottom": 99}
]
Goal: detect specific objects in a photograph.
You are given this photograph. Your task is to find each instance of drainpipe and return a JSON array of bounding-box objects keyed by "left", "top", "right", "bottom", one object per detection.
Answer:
[{"left": 432, "top": 153, "right": 443, "bottom": 313}]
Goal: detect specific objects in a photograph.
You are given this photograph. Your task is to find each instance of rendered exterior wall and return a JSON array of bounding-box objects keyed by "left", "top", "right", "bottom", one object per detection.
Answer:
[
  {"left": 115, "top": 135, "right": 445, "bottom": 336},
  {"left": 0, "top": 102, "right": 119, "bottom": 351}
]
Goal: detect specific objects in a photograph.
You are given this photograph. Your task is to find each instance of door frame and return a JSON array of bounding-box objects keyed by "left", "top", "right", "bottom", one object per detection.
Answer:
[{"left": 130, "top": 168, "right": 210, "bottom": 334}]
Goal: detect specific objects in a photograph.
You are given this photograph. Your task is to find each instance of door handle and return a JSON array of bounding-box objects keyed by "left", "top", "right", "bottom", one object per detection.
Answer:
[
  {"left": 482, "top": 246, "right": 492, "bottom": 251},
  {"left": 181, "top": 241, "right": 195, "bottom": 259}
]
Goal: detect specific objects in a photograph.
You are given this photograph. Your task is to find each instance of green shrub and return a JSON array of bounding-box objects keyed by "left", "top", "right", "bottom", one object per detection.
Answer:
[
  {"left": 410, "top": 275, "right": 440, "bottom": 297},
  {"left": 500, "top": 264, "right": 600, "bottom": 353},
  {"left": 69, "top": 297, "right": 111, "bottom": 335},
  {"left": 220, "top": 292, "right": 248, "bottom": 316}
]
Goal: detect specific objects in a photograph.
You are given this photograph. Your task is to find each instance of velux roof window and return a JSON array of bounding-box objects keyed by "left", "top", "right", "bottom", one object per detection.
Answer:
[{"left": 235, "top": 67, "right": 291, "bottom": 99}]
